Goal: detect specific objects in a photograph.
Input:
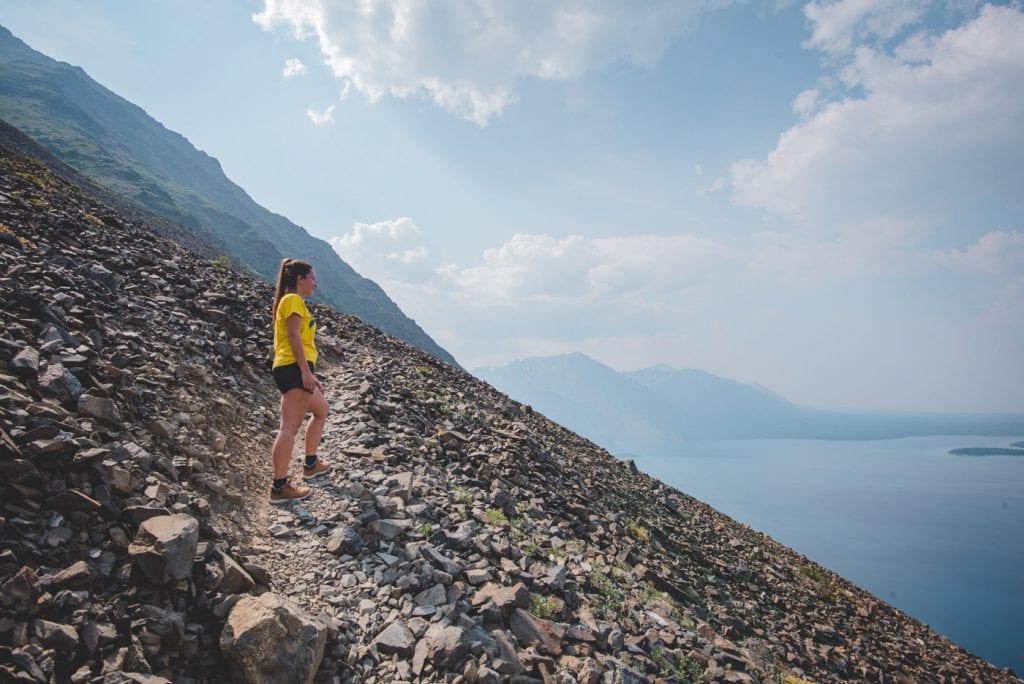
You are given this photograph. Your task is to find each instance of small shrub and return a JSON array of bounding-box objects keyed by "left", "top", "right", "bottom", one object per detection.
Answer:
[
  {"left": 626, "top": 518, "right": 650, "bottom": 543},
  {"left": 484, "top": 508, "right": 507, "bottom": 524},
  {"left": 588, "top": 565, "right": 626, "bottom": 619},
  {"left": 530, "top": 594, "right": 559, "bottom": 620}
]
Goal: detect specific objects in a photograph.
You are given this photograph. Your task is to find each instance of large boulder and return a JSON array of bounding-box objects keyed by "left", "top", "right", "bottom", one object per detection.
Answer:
[
  {"left": 128, "top": 514, "right": 199, "bottom": 584},
  {"left": 220, "top": 593, "right": 327, "bottom": 684},
  {"left": 78, "top": 393, "right": 122, "bottom": 426}
]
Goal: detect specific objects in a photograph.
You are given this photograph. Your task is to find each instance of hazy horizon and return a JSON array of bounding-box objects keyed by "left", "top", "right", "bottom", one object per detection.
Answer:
[{"left": 1, "top": 1, "right": 1021, "bottom": 413}]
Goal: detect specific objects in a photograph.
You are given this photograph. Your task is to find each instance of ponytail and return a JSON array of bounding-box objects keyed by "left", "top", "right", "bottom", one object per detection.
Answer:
[{"left": 272, "top": 258, "right": 313, "bottom": 320}]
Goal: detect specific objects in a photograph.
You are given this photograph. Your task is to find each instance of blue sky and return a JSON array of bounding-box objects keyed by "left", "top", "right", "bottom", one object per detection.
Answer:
[{"left": 2, "top": 0, "right": 1022, "bottom": 413}]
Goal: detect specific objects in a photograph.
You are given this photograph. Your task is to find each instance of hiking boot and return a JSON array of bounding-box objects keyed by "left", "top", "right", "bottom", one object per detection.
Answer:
[
  {"left": 270, "top": 481, "right": 311, "bottom": 504},
  {"left": 302, "top": 460, "right": 332, "bottom": 480}
]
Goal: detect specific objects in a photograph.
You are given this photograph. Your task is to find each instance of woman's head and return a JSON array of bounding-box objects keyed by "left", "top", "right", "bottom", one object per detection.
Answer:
[{"left": 272, "top": 258, "right": 314, "bottom": 317}]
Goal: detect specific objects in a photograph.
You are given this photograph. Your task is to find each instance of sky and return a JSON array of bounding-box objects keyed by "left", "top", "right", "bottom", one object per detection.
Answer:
[{"left": 1, "top": 0, "right": 1022, "bottom": 413}]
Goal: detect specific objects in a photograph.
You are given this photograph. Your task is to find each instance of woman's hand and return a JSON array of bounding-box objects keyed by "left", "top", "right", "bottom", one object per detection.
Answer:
[{"left": 301, "top": 367, "right": 317, "bottom": 393}]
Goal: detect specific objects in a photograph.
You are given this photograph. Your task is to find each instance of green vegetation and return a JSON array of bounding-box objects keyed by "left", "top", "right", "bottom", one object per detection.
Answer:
[
  {"left": 587, "top": 564, "right": 627, "bottom": 619},
  {"left": 0, "top": 223, "right": 33, "bottom": 248},
  {"left": 799, "top": 564, "right": 828, "bottom": 585},
  {"left": 14, "top": 169, "right": 52, "bottom": 189},
  {"left": 529, "top": 594, "right": 560, "bottom": 620},
  {"left": 451, "top": 487, "right": 473, "bottom": 505},
  {"left": 484, "top": 508, "right": 507, "bottom": 524},
  {"left": 638, "top": 582, "right": 669, "bottom": 607},
  {"left": 650, "top": 648, "right": 705, "bottom": 682},
  {"left": 625, "top": 517, "right": 650, "bottom": 543},
  {"left": 799, "top": 564, "right": 838, "bottom": 604}
]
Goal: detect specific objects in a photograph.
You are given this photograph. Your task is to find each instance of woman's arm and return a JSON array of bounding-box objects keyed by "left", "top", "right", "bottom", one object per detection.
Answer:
[{"left": 285, "top": 313, "right": 317, "bottom": 393}]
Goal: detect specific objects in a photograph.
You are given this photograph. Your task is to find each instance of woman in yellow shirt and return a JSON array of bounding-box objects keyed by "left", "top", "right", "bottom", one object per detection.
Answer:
[{"left": 268, "top": 258, "right": 331, "bottom": 503}]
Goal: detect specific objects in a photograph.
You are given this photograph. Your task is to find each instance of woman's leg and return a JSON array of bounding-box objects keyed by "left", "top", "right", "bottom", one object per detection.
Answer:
[
  {"left": 272, "top": 388, "right": 313, "bottom": 479},
  {"left": 304, "top": 386, "right": 328, "bottom": 458}
]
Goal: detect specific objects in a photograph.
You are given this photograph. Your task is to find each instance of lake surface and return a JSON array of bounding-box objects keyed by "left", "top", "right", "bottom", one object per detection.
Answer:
[{"left": 633, "top": 435, "right": 1024, "bottom": 674}]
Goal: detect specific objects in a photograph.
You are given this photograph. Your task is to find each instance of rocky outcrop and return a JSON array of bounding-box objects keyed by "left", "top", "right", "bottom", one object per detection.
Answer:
[
  {"left": 220, "top": 593, "right": 327, "bottom": 684},
  {"left": 0, "top": 139, "right": 1020, "bottom": 684}
]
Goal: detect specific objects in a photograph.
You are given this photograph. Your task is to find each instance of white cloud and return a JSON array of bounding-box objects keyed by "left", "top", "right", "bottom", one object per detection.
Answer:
[
  {"left": 939, "top": 230, "right": 1024, "bottom": 275},
  {"left": 732, "top": 4, "right": 1024, "bottom": 232},
  {"left": 306, "top": 104, "right": 335, "bottom": 125},
  {"left": 791, "top": 87, "right": 820, "bottom": 117},
  {"left": 283, "top": 57, "right": 307, "bottom": 78},
  {"left": 254, "top": 0, "right": 737, "bottom": 124},
  {"left": 330, "top": 217, "right": 430, "bottom": 280},
  {"left": 432, "top": 232, "right": 737, "bottom": 309},
  {"left": 803, "top": 0, "right": 932, "bottom": 54}
]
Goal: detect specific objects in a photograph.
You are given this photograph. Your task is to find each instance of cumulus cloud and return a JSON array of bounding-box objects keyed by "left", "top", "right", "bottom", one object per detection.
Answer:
[
  {"left": 732, "top": 4, "right": 1024, "bottom": 232},
  {"left": 330, "top": 217, "right": 431, "bottom": 280},
  {"left": 306, "top": 104, "right": 335, "bottom": 125},
  {"left": 939, "top": 230, "right": 1024, "bottom": 275},
  {"left": 283, "top": 57, "right": 307, "bottom": 78},
  {"left": 253, "top": 0, "right": 737, "bottom": 124},
  {"left": 803, "top": 0, "right": 932, "bottom": 54},
  {"left": 434, "top": 232, "right": 738, "bottom": 309}
]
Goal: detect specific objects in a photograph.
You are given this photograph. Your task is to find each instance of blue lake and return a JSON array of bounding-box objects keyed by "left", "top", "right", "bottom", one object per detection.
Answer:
[{"left": 633, "top": 435, "right": 1024, "bottom": 674}]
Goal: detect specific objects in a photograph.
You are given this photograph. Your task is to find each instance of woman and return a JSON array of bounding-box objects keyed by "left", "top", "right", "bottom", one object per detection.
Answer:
[{"left": 269, "top": 258, "right": 331, "bottom": 503}]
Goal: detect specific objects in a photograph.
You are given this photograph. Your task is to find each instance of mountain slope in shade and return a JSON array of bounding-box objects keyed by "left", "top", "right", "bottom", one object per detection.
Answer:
[
  {"left": 475, "top": 353, "right": 682, "bottom": 456},
  {"left": 0, "top": 25, "right": 457, "bottom": 366},
  {"left": 476, "top": 354, "right": 1024, "bottom": 456}
]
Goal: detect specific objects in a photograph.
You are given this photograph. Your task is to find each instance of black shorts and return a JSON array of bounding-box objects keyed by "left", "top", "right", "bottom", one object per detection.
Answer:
[{"left": 273, "top": 361, "right": 316, "bottom": 394}]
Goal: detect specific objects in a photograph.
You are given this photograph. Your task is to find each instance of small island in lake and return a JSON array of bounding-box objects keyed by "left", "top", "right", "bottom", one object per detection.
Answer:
[{"left": 949, "top": 446, "right": 1024, "bottom": 456}]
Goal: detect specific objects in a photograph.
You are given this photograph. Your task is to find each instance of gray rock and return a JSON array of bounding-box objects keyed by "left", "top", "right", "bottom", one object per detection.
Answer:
[
  {"left": 220, "top": 593, "right": 327, "bottom": 684},
  {"left": 371, "top": 621, "right": 416, "bottom": 658},
  {"left": 38, "top": 359, "right": 83, "bottom": 406},
  {"left": 217, "top": 550, "right": 256, "bottom": 594},
  {"left": 427, "top": 624, "right": 471, "bottom": 669},
  {"left": 325, "top": 524, "right": 362, "bottom": 555},
  {"left": 78, "top": 393, "right": 122, "bottom": 426},
  {"left": 51, "top": 560, "right": 91, "bottom": 587},
  {"left": 508, "top": 608, "right": 565, "bottom": 656},
  {"left": 31, "top": 618, "right": 79, "bottom": 650},
  {"left": 128, "top": 514, "right": 199, "bottom": 584},
  {"left": 10, "top": 345, "right": 39, "bottom": 379},
  {"left": 445, "top": 520, "right": 479, "bottom": 550},
  {"left": 368, "top": 518, "right": 411, "bottom": 540},
  {"left": 49, "top": 489, "right": 102, "bottom": 511},
  {"left": 420, "top": 543, "right": 464, "bottom": 576},
  {"left": 87, "top": 263, "right": 124, "bottom": 291},
  {"left": 414, "top": 582, "right": 447, "bottom": 607}
]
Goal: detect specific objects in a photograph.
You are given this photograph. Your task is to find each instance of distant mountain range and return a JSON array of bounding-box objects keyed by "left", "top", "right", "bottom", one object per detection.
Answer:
[
  {"left": 474, "top": 353, "right": 1024, "bottom": 456},
  {"left": 0, "top": 26, "right": 457, "bottom": 366}
]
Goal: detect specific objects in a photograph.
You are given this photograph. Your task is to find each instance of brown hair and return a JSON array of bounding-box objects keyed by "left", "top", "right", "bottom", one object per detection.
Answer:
[{"left": 272, "top": 258, "right": 313, "bottom": 320}]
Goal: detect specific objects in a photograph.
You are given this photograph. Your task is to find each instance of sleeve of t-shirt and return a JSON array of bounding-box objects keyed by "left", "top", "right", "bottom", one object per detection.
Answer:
[{"left": 277, "top": 294, "right": 305, "bottom": 324}]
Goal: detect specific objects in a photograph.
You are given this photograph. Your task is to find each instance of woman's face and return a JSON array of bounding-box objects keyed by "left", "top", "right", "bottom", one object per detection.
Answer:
[{"left": 297, "top": 268, "right": 317, "bottom": 297}]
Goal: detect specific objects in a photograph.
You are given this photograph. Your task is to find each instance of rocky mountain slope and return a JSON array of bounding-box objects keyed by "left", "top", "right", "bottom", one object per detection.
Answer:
[
  {"left": 0, "top": 26, "right": 457, "bottom": 367},
  {"left": 1, "top": 141, "right": 1019, "bottom": 683}
]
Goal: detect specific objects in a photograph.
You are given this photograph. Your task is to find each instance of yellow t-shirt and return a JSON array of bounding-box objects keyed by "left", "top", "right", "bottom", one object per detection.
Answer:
[{"left": 273, "top": 293, "right": 318, "bottom": 368}]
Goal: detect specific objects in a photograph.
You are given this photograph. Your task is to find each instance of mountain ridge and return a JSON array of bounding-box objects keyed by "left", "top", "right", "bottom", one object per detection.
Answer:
[
  {"left": 475, "top": 353, "right": 1024, "bottom": 454},
  {"left": 0, "top": 25, "right": 457, "bottom": 367}
]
